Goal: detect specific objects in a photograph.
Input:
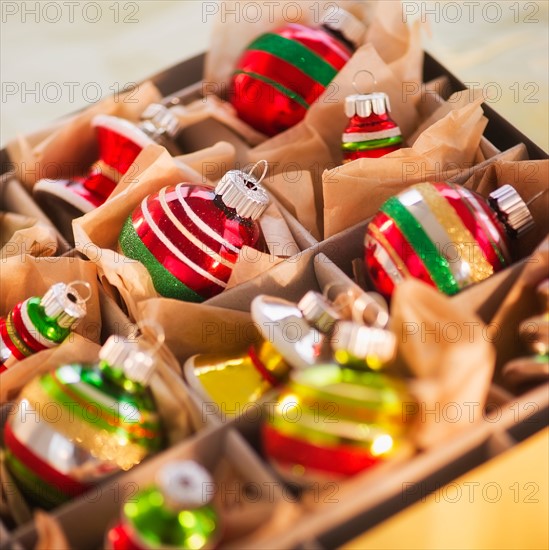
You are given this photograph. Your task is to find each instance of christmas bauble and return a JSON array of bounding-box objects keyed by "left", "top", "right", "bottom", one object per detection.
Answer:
[
  {"left": 262, "top": 364, "right": 412, "bottom": 480},
  {"left": 230, "top": 8, "right": 365, "bottom": 136},
  {"left": 364, "top": 182, "right": 535, "bottom": 298},
  {"left": 185, "top": 292, "right": 339, "bottom": 418},
  {"left": 0, "top": 281, "right": 89, "bottom": 372},
  {"left": 342, "top": 92, "right": 402, "bottom": 163},
  {"left": 106, "top": 461, "right": 221, "bottom": 550},
  {"left": 119, "top": 166, "right": 270, "bottom": 302},
  {"left": 34, "top": 104, "right": 181, "bottom": 216},
  {"left": 3, "top": 336, "right": 164, "bottom": 509}
]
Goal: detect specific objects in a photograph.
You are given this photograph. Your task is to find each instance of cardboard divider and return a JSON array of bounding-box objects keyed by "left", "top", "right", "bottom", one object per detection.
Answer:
[
  {"left": 0, "top": 175, "right": 70, "bottom": 255},
  {"left": 2, "top": 422, "right": 297, "bottom": 550}
]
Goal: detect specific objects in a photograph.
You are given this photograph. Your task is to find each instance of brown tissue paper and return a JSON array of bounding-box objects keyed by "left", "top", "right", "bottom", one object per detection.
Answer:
[
  {"left": 323, "top": 96, "right": 488, "bottom": 237},
  {"left": 0, "top": 212, "right": 58, "bottom": 259},
  {"left": 73, "top": 144, "right": 298, "bottom": 320},
  {"left": 391, "top": 279, "right": 496, "bottom": 449},
  {"left": 34, "top": 511, "right": 71, "bottom": 550},
  {"left": 8, "top": 82, "right": 162, "bottom": 190}
]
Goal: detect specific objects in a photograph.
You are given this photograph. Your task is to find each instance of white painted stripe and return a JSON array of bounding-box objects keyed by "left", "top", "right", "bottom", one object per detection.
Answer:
[
  {"left": 159, "top": 187, "right": 234, "bottom": 268},
  {"left": 365, "top": 233, "right": 405, "bottom": 287},
  {"left": 399, "top": 189, "right": 471, "bottom": 288},
  {"left": 19, "top": 300, "right": 57, "bottom": 348},
  {"left": 458, "top": 187, "right": 511, "bottom": 262},
  {"left": 175, "top": 184, "right": 240, "bottom": 254},
  {"left": 0, "top": 331, "right": 13, "bottom": 364},
  {"left": 341, "top": 127, "right": 402, "bottom": 143},
  {"left": 141, "top": 197, "right": 227, "bottom": 289}
]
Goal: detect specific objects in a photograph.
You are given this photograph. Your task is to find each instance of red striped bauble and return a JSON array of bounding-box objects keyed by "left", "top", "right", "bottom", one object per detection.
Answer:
[
  {"left": 229, "top": 8, "right": 365, "bottom": 136},
  {"left": 119, "top": 168, "right": 270, "bottom": 302},
  {"left": 364, "top": 182, "right": 534, "bottom": 298}
]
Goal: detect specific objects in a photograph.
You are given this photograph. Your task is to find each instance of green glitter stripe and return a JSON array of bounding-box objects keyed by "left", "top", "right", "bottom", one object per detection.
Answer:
[
  {"left": 341, "top": 135, "right": 403, "bottom": 152},
  {"left": 4, "top": 450, "right": 69, "bottom": 508},
  {"left": 381, "top": 198, "right": 459, "bottom": 295},
  {"left": 246, "top": 33, "right": 338, "bottom": 86},
  {"left": 119, "top": 216, "right": 204, "bottom": 303},
  {"left": 447, "top": 182, "right": 507, "bottom": 266},
  {"left": 233, "top": 69, "right": 310, "bottom": 109},
  {"left": 38, "top": 374, "right": 156, "bottom": 446}
]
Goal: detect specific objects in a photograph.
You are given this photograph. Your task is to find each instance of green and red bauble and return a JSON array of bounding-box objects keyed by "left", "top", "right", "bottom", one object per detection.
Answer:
[
  {"left": 342, "top": 90, "right": 402, "bottom": 162},
  {"left": 364, "top": 182, "right": 535, "bottom": 298},
  {"left": 118, "top": 163, "right": 270, "bottom": 302},
  {"left": 106, "top": 461, "right": 222, "bottom": 550},
  {"left": 230, "top": 7, "right": 365, "bottom": 136},
  {"left": 0, "top": 281, "right": 89, "bottom": 372},
  {"left": 3, "top": 334, "right": 165, "bottom": 509}
]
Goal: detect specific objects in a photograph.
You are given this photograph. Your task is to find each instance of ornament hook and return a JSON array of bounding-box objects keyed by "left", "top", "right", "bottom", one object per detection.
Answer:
[
  {"left": 66, "top": 280, "right": 92, "bottom": 304},
  {"left": 352, "top": 70, "right": 377, "bottom": 95},
  {"left": 244, "top": 159, "right": 269, "bottom": 189},
  {"left": 526, "top": 188, "right": 548, "bottom": 206}
]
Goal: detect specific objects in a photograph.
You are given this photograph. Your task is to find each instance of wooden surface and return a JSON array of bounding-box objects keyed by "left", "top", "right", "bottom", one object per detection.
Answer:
[{"left": 343, "top": 428, "right": 549, "bottom": 550}]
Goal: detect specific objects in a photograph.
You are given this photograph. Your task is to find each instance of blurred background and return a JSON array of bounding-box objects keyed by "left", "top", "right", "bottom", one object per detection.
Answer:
[{"left": 1, "top": 0, "right": 547, "bottom": 150}]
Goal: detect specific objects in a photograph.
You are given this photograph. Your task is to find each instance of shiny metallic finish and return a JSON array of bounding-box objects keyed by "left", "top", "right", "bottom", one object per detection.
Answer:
[
  {"left": 214, "top": 167, "right": 270, "bottom": 220},
  {"left": 297, "top": 291, "right": 340, "bottom": 333},
  {"left": 8, "top": 398, "right": 117, "bottom": 483},
  {"left": 345, "top": 92, "right": 392, "bottom": 118},
  {"left": 489, "top": 184, "right": 535, "bottom": 238}
]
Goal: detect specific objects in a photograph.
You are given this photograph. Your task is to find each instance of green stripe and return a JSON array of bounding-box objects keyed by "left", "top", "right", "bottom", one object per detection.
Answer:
[
  {"left": 119, "top": 217, "right": 204, "bottom": 303},
  {"left": 381, "top": 198, "right": 459, "bottom": 295},
  {"left": 342, "top": 136, "right": 403, "bottom": 152},
  {"left": 38, "top": 374, "right": 155, "bottom": 447},
  {"left": 233, "top": 69, "right": 310, "bottom": 109},
  {"left": 447, "top": 182, "right": 507, "bottom": 266},
  {"left": 4, "top": 450, "right": 69, "bottom": 508},
  {"left": 246, "top": 33, "right": 338, "bottom": 86}
]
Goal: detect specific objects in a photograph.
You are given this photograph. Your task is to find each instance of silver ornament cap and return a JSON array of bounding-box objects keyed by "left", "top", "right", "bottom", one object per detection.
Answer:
[
  {"left": 345, "top": 92, "right": 392, "bottom": 118},
  {"left": 40, "top": 281, "right": 89, "bottom": 329},
  {"left": 215, "top": 161, "right": 270, "bottom": 220},
  {"left": 488, "top": 184, "right": 535, "bottom": 239},
  {"left": 332, "top": 321, "right": 396, "bottom": 365},
  {"left": 139, "top": 103, "right": 181, "bottom": 140},
  {"left": 157, "top": 461, "right": 214, "bottom": 510},
  {"left": 322, "top": 7, "right": 365, "bottom": 49},
  {"left": 297, "top": 291, "right": 340, "bottom": 333}
]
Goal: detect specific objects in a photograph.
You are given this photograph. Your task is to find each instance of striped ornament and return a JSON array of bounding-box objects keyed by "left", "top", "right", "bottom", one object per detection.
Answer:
[
  {"left": 0, "top": 298, "right": 70, "bottom": 373},
  {"left": 364, "top": 182, "right": 512, "bottom": 298},
  {"left": 342, "top": 115, "right": 402, "bottom": 162},
  {"left": 230, "top": 24, "right": 352, "bottom": 136},
  {"left": 262, "top": 364, "right": 412, "bottom": 481},
  {"left": 4, "top": 362, "right": 163, "bottom": 509},
  {"left": 119, "top": 183, "right": 264, "bottom": 302}
]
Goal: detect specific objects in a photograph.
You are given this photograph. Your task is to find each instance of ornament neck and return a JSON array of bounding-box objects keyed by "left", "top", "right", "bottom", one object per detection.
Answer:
[
  {"left": 212, "top": 193, "right": 253, "bottom": 226},
  {"left": 98, "top": 359, "right": 145, "bottom": 393}
]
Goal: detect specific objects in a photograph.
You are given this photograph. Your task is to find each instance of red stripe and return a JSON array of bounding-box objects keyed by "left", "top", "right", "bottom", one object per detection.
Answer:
[
  {"left": 279, "top": 23, "right": 351, "bottom": 70},
  {"left": 262, "top": 424, "right": 382, "bottom": 477},
  {"left": 132, "top": 206, "right": 226, "bottom": 301},
  {"left": 4, "top": 421, "right": 90, "bottom": 497},
  {"left": 12, "top": 302, "right": 49, "bottom": 352},
  {"left": 248, "top": 345, "right": 280, "bottom": 387},
  {"left": 0, "top": 318, "right": 26, "bottom": 361},
  {"left": 452, "top": 184, "right": 511, "bottom": 263},
  {"left": 434, "top": 183, "right": 505, "bottom": 271},
  {"left": 146, "top": 192, "right": 234, "bottom": 280},
  {"left": 236, "top": 50, "right": 325, "bottom": 104},
  {"left": 372, "top": 211, "right": 437, "bottom": 287}
]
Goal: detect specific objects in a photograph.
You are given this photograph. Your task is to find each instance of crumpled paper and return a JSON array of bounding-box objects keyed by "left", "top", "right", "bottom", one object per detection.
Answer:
[
  {"left": 0, "top": 212, "right": 58, "bottom": 259},
  {"left": 391, "top": 279, "right": 496, "bottom": 449}
]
